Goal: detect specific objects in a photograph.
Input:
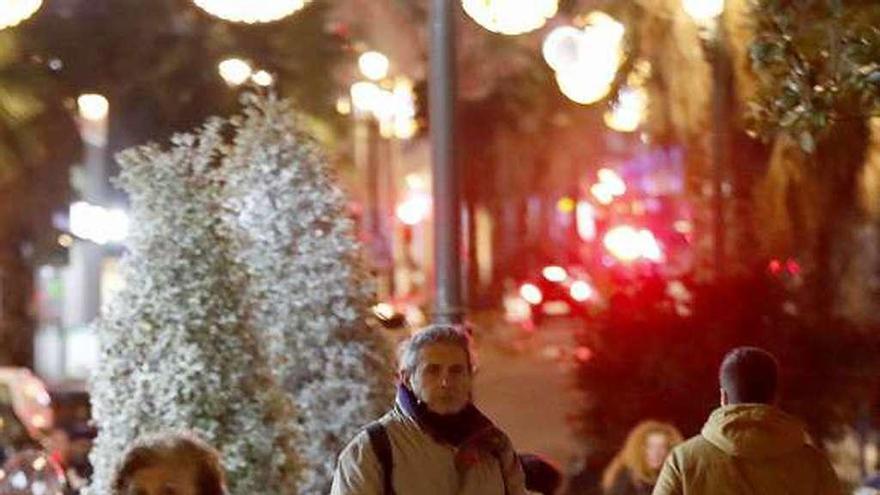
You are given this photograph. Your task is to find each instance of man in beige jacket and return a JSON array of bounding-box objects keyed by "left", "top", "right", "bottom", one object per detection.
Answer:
[
  {"left": 330, "top": 325, "right": 527, "bottom": 495},
  {"left": 653, "top": 346, "right": 842, "bottom": 495}
]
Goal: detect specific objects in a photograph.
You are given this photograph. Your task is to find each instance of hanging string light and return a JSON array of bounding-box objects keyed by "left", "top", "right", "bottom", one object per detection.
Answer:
[
  {"left": 542, "top": 26, "right": 583, "bottom": 72},
  {"left": 682, "top": 0, "right": 725, "bottom": 25},
  {"left": 0, "top": 0, "right": 42, "bottom": 31},
  {"left": 545, "top": 11, "right": 625, "bottom": 105},
  {"left": 461, "top": 0, "right": 559, "bottom": 36},
  {"left": 192, "top": 0, "right": 309, "bottom": 24}
]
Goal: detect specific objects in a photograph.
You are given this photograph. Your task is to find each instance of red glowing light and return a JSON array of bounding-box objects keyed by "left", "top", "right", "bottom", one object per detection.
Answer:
[
  {"left": 542, "top": 265, "right": 567, "bottom": 282},
  {"left": 574, "top": 346, "right": 593, "bottom": 362},
  {"left": 569, "top": 280, "right": 594, "bottom": 302}
]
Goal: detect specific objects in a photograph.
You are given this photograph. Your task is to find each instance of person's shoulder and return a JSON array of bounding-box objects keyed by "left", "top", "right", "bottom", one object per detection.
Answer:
[
  {"left": 340, "top": 411, "right": 398, "bottom": 457},
  {"left": 798, "top": 441, "right": 836, "bottom": 469},
  {"left": 676, "top": 434, "right": 714, "bottom": 451},
  {"left": 338, "top": 428, "right": 371, "bottom": 459},
  {"left": 670, "top": 434, "right": 719, "bottom": 461}
]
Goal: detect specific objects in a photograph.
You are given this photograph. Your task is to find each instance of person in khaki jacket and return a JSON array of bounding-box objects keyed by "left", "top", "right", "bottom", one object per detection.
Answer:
[
  {"left": 652, "top": 346, "right": 843, "bottom": 495},
  {"left": 330, "top": 325, "right": 528, "bottom": 495}
]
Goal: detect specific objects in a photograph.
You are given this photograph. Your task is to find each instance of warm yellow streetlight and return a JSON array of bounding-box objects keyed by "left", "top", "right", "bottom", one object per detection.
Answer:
[
  {"left": 683, "top": 0, "right": 725, "bottom": 25},
  {"left": 218, "top": 58, "right": 252, "bottom": 86},
  {"left": 358, "top": 51, "right": 390, "bottom": 81},
  {"left": 0, "top": 0, "right": 42, "bottom": 30},
  {"left": 461, "top": 0, "right": 558, "bottom": 36},
  {"left": 193, "top": 0, "right": 309, "bottom": 23},
  {"left": 77, "top": 94, "right": 109, "bottom": 122}
]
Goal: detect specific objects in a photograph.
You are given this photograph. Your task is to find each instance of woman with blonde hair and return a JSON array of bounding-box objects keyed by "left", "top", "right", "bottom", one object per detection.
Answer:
[
  {"left": 601, "top": 420, "right": 683, "bottom": 495},
  {"left": 111, "top": 431, "right": 226, "bottom": 495}
]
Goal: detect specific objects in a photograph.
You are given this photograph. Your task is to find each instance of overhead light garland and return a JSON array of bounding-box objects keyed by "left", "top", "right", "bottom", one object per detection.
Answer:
[
  {"left": 682, "top": 0, "right": 725, "bottom": 25},
  {"left": 192, "top": 0, "right": 309, "bottom": 24},
  {"left": 461, "top": 0, "right": 558, "bottom": 36},
  {"left": 0, "top": 0, "right": 42, "bottom": 31},
  {"left": 543, "top": 11, "right": 625, "bottom": 105}
]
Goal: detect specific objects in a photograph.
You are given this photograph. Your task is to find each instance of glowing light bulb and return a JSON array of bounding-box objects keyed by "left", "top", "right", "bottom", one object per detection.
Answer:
[
  {"left": 358, "top": 51, "right": 390, "bottom": 81},
  {"left": 193, "top": 0, "right": 309, "bottom": 23},
  {"left": 0, "top": 0, "right": 42, "bottom": 30},
  {"left": 350, "top": 81, "right": 382, "bottom": 114},
  {"left": 520, "top": 283, "right": 543, "bottom": 305},
  {"left": 77, "top": 94, "right": 109, "bottom": 122},
  {"left": 461, "top": 0, "right": 558, "bottom": 36},
  {"left": 604, "top": 86, "right": 648, "bottom": 132},
  {"left": 251, "top": 70, "right": 274, "bottom": 87},
  {"left": 218, "top": 58, "right": 252, "bottom": 86},
  {"left": 542, "top": 26, "right": 583, "bottom": 72},
  {"left": 682, "top": 0, "right": 725, "bottom": 24}
]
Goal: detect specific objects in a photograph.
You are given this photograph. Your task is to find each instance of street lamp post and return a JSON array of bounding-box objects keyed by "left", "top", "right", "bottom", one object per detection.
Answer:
[
  {"left": 709, "top": 25, "right": 730, "bottom": 279},
  {"left": 429, "top": 0, "right": 463, "bottom": 325},
  {"left": 69, "top": 94, "right": 109, "bottom": 332},
  {"left": 685, "top": 0, "right": 728, "bottom": 279}
]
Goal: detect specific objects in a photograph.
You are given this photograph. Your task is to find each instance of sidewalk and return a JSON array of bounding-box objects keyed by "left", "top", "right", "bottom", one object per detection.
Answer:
[{"left": 471, "top": 311, "right": 587, "bottom": 468}]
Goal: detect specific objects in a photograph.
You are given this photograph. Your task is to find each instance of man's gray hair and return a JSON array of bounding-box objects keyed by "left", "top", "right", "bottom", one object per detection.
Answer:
[{"left": 398, "top": 324, "right": 476, "bottom": 377}]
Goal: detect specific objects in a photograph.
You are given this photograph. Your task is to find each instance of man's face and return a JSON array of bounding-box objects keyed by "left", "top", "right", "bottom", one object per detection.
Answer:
[
  {"left": 125, "top": 463, "right": 199, "bottom": 495},
  {"left": 408, "top": 343, "right": 472, "bottom": 415}
]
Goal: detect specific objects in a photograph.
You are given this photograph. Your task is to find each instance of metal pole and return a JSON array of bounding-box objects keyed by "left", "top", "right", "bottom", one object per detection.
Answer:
[
  {"left": 429, "top": 0, "right": 463, "bottom": 324},
  {"left": 711, "top": 23, "right": 730, "bottom": 279}
]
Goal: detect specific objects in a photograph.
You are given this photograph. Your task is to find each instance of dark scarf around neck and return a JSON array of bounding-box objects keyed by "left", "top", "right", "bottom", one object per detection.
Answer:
[
  {"left": 397, "top": 384, "right": 513, "bottom": 485},
  {"left": 396, "top": 384, "right": 494, "bottom": 446}
]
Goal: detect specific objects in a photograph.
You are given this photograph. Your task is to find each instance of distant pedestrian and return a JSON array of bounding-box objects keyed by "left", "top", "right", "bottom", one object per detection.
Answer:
[
  {"left": 331, "top": 324, "right": 527, "bottom": 495},
  {"left": 521, "top": 453, "right": 563, "bottom": 495},
  {"left": 601, "top": 420, "right": 682, "bottom": 495},
  {"left": 652, "top": 346, "right": 843, "bottom": 495},
  {"left": 111, "top": 431, "right": 226, "bottom": 495}
]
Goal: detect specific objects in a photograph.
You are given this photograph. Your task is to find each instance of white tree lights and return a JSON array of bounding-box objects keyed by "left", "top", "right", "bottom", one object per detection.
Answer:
[
  {"left": 542, "top": 11, "right": 625, "bottom": 105},
  {"left": 462, "top": 0, "right": 558, "bottom": 36},
  {"left": 193, "top": 0, "right": 309, "bottom": 24},
  {"left": 0, "top": 0, "right": 42, "bottom": 30}
]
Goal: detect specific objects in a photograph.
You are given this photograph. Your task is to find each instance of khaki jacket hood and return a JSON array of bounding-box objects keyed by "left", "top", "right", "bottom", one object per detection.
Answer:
[
  {"left": 653, "top": 404, "right": 843, "bottom": 495},
  {"left": 701, "top": 404, "right": 808, "bottom": 460}
]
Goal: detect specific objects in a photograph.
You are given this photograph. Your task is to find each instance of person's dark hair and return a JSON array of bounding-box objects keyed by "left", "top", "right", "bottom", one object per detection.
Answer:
[
  {"left": 111, "top": 431, "right": 225, "bottom": 495},
  {"left": 719, "top": 346, "right": 779, "bottom": 404},
  {"left": 520, "top": 453, "right": 562, "bottom": 495}
]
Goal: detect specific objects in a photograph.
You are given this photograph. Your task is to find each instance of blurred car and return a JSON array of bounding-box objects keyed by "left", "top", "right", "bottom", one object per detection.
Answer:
[{"left": 506, "top": 264, "right": 601, "bottom": 327}]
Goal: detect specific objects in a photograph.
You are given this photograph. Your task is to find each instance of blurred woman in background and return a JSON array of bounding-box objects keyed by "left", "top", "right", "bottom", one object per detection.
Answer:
[{"left": 601, "top": 420, "right": 682, "bottom": 495}]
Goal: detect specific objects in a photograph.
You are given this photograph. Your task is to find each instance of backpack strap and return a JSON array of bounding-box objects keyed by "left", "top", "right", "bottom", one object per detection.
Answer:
[{"left": 366, "top": 422, "right": 395, "bottom": 495}]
